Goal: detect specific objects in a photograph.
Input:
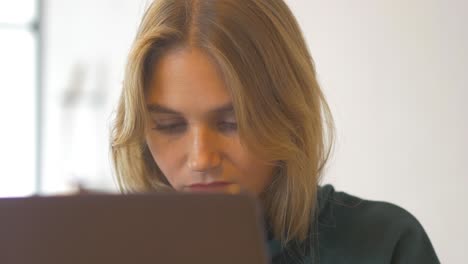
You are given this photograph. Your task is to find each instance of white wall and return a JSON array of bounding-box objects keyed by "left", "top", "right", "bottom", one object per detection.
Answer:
[
  {"left": 42, "top": 0, "right": 150, "bottom": 193},
  {"left": 43, "top": 0, "right": 466, "bottom": 262},
  {"left": 284, "top": 0, "right": 467, "bottom": 263}
]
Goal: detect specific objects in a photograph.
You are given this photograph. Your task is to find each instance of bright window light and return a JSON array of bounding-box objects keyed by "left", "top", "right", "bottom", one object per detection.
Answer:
[
  {"left": 0, "top": 0, "right": 37, "bottom": 25},
  {"left": 0, "top": 29, "right": 37, "bottom": 197}
]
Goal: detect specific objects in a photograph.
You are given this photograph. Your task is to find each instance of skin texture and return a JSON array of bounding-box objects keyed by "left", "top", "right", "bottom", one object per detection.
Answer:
[{"left": 145, "top": 47, "right": 275, "bottom": 195}]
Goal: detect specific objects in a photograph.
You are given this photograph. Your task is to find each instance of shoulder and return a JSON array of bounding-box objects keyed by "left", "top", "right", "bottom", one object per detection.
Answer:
[
  {"left": 317, "top": 184, "right": 425, "bottom": 231},
  {"left": 315, "top": 184, "right": 439, "bottom": 263},
  {"left": 320, "top": 184, "right": 418, "bottom": 228}
]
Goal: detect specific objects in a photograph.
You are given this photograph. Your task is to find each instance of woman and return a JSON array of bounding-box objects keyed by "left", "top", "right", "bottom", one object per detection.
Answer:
[{"left": 111, "top": 0, "right": 439, "bottom": 263}]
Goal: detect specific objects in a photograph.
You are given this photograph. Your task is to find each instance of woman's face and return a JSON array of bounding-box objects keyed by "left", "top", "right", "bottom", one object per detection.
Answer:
[{"left": 145, "top": 47, "right": 275, "bottom": 195}]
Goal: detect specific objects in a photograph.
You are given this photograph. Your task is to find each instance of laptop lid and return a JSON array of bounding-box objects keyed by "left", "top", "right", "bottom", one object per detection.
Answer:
[{"left": 0, "top": 193, "right": 269, "bottom": 264}]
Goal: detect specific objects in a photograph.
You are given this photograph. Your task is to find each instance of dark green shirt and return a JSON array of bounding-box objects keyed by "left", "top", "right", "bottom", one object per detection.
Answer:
[{"left": 267, "top": 185, "right": 440, "bottom": 263}]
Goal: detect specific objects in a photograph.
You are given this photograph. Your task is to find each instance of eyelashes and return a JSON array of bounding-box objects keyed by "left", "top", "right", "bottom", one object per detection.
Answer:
[
  {"left": 217, "top": 121, "right": 238, "bottom": 132},
  {"left": 153, "top": 123, "right": 186, "bottom": 133},
  {"left": 152, "top": 121, "right": 237, "bottom": 134}
]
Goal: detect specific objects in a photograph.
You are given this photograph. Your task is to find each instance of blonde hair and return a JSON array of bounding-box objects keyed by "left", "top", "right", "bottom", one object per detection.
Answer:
[{"left": 111, "top": 0, "right": 334, "bottom": 245}]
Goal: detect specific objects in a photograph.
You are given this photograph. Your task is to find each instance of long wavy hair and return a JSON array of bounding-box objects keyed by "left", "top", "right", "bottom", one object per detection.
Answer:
[{"left": 111, "top": 0, "right": 334, "bottom": 244}]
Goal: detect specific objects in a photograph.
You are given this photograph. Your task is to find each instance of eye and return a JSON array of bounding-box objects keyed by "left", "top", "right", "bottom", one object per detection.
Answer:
[
  {"left": 153, "top": 122, "right": 187, "bottom": 134},
  {"left": 217, "top": 121, "right": 238, "bottom": 133}
]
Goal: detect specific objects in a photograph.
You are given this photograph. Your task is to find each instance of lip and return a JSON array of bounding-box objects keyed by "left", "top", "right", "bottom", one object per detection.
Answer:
[{"left": 187, "top": 182, "right": 234, "bottom": 192}]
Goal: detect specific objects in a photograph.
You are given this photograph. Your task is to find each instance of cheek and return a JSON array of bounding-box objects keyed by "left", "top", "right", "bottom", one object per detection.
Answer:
[
  {"left": 229, "top": 146, "right": 275, "bottom": 194},
  {"left": 245, "top": 162, "right": 275, "bottom": 194},
  {"left": 145, "top": 135, "right": 183, "bottom": 188}
]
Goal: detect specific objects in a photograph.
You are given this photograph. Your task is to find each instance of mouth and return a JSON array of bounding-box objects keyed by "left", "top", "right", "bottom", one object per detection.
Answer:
[{"left": 187, "top": 182, "right": 238, "bottom": 193}]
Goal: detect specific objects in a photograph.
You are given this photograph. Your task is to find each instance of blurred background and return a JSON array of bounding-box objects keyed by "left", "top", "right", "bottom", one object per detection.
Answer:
[{"left": 0, "top": 0, "right": 466, "bottom": 263}]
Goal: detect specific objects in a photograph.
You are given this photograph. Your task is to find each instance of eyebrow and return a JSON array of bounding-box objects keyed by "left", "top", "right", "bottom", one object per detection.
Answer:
[{"left": 147, "top": 102, "right": 234, "bottom": 115}]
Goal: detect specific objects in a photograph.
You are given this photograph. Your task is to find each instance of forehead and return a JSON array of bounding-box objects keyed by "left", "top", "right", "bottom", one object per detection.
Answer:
[{"left": 146, "top": 47, "right": 232, "bottom": 113}]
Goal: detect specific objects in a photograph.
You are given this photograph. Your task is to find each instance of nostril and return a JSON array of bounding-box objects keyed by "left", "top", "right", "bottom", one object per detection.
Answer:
[{"left": 187, "top": 151, "right": 222, "bottom": 172}]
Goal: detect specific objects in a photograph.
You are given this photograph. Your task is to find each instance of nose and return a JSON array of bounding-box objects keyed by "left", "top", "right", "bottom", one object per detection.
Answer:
[{"left": 187, "top": 126, "right": 222, "bottom": 172}]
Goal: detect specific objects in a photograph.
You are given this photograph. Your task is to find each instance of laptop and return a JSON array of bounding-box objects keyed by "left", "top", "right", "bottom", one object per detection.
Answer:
[{"left": 0, "top": 192, "right": 269, "bottom": 264}]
